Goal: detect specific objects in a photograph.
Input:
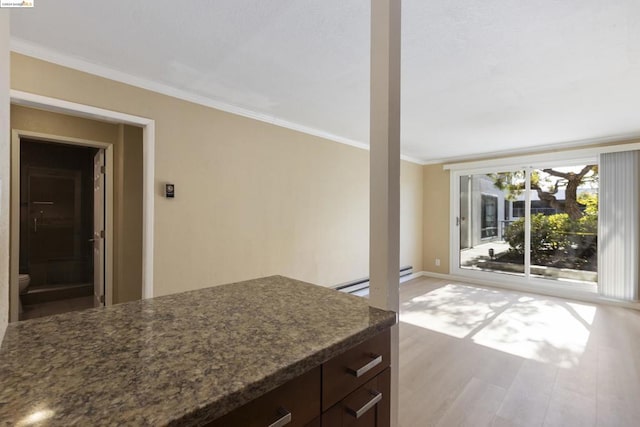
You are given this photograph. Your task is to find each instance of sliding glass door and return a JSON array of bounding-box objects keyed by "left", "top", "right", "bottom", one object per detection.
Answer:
[
  {"left": 527, "top": 166, "right": 598, "bottom": 284},
  {"left": 458, "top": 170, "right": 525, "bottom": 277},
  {"left": 455, "top": 163, "right": 598, "bottom": 288}
]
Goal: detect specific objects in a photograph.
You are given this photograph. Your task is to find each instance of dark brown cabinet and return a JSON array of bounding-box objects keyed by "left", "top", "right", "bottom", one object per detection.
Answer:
[
  {"left": 305, "top": 417, "right": 321, "bottom": 427},
  {"left": 205, "top": 366, "right": 321, "bottom": 427},
  {"left": 322, "top": 368, "right": 390, "bottom": 427},
  {"left": 322, "top": 329, "right": 391, "bottom": 411},
  {"left": 206, "top": 329, "right": 391, "bottom": 427},
  {"left": 322, "top": 328, "right": 391, "bottom": 427}
]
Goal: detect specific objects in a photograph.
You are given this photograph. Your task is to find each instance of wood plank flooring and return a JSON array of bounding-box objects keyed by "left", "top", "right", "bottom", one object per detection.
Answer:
[{"left": 398, "top": 277, "right": 640, "bottom": 427}]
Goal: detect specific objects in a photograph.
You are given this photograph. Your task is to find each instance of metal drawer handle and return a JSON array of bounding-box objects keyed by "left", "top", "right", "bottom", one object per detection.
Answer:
[
  {"left": 268, "top": 407, "right": 292, "bottom": 427},
  {"left": 346, "top": 390, "right": 382, "bottom": 419},
  {"left": 347, "top": 354, "right": 383, "bottom": 378}
]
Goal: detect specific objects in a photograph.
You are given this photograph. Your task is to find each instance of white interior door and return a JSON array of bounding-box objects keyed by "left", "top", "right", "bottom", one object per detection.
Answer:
[{"left": 93, "top": 149, "right": 105, "bottom": 307}]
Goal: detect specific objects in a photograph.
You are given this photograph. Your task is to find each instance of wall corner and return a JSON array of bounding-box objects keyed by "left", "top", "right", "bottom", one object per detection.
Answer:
[{"left": 1, "top": 11, "right": 12, "bottom": 342}]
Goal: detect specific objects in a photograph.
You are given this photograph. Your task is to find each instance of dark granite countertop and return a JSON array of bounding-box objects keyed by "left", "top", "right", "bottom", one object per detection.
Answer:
[{"left": 0, "top": 275, "right": 396, "bottom": 426}]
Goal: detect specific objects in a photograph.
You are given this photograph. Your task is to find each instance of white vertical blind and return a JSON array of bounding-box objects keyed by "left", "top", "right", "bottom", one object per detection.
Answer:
[{"left": 599, "top": 151, "right": 640, "bottom": 300}]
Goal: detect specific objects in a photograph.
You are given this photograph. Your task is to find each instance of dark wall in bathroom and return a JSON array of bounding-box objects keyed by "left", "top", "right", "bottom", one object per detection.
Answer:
[{"left": 20, "top": 140, "right": 98, "bottom": 285}]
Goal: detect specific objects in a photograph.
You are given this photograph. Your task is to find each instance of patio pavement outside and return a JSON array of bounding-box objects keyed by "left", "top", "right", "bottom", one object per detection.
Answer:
[{"left": 460, "top": 240, "right": 512, "bottom": 267}]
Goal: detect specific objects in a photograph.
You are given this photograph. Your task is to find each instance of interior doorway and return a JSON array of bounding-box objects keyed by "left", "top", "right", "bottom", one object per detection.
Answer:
[
  {"left": 14, "top": 136, "right": 112, "bottom": 320},
  {"left": 9, "top": 90, "right": 156, "bottom": 323}
]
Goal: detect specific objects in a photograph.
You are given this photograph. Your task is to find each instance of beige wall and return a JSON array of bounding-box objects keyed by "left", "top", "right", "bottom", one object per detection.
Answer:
[
  {"left": 401, "top": 162, "right": 423, "bottom": 272},
  {"left": 11, "top": 53, "right": 424, "bottom": 297},
  {"left": 1, "top": 12, "right": 10, "bottom": 340},
  {"left": 422, "top": 164, "right": 450, "bottom": 274},
  {"left": 10, "top": 105, "right": 144, "bottom": 305},
  {"left": 115, "top": 124, "right": 143, "bottom": 303},
  {"left": 11, "top": 105, "right": 119, "bottom": 142}
]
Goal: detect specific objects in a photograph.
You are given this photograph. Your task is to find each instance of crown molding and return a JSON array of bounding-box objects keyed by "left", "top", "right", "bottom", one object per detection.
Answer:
[
  {"left": 422, "top": 133, "right": 640, "bottom": 166},
  {"left": 10, "top": 37, "right": 427, "bottom": 165}
]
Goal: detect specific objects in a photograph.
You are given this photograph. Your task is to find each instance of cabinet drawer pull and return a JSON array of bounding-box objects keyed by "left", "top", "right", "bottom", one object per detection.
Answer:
[
  {"left": 345, "top": 390, "right": 382, "bottom": 418},
  {"left": 347, "top": 354, "right": 382, "bottom": 378},
  {"left": 268, "top": 407, "right": 292, "bottom": 427}
]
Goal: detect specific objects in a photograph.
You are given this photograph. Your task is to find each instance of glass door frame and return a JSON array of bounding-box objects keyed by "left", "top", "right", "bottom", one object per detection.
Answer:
[{"left": 449, "top": 158, "right": 598, "bottom": 294}]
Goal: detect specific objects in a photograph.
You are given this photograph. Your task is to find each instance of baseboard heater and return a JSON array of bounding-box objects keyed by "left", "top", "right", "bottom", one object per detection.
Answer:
[{"left": 334, "top": 266, "right": 413, "bottom": 296}]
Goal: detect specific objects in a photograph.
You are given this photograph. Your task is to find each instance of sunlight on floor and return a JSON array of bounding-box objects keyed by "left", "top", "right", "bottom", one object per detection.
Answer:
[
  {"left": 400, "top": 284, "right": 516, "bottom": 338},
  {"left": 400, "top": 283, "right": 597, "bottom": 368},
  {"left": 472, "top": 297, "right": 596, "bottom": 368}
]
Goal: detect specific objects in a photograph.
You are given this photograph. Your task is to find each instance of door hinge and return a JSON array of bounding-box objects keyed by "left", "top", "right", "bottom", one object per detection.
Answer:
[
  {"left": 100, "top": 230, "right": 105, "bottom": 238},
  {"left": 100, "top": 166, "right": 106, "bottom": 174},
  {"left": 99, "top": 295, "right": 105, "bottom": 304}
]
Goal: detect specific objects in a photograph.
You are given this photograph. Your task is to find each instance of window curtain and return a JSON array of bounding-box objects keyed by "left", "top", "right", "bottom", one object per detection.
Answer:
[{"left": 598, "top": 150, "right": 640, "bottom": 301}]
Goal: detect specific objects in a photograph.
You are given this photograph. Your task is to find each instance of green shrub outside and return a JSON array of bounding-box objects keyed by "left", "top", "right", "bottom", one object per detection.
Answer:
[{"left": 502, "top": 194, "right": 597, "bottom": 271}]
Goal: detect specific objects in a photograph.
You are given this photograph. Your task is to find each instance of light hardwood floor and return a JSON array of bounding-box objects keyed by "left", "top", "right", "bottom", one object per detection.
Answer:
[{"left": 398, "top": 277, "right": 640, "bottom": 427}]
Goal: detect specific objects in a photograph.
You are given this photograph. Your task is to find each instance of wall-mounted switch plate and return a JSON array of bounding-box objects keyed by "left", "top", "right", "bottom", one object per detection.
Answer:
[{"left": 165, "top": 183, "right": 175, "bottom": 198}]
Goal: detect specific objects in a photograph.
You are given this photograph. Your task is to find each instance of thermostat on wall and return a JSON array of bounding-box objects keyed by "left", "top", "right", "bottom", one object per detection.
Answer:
[{"left": 165, "top": 184, "right": 175, "bottom": 198}]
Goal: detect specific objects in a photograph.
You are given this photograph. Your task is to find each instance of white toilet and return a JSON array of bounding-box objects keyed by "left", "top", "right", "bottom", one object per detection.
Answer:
[{"left": 19, "top": 274, "right": 31, "bottom": 294}]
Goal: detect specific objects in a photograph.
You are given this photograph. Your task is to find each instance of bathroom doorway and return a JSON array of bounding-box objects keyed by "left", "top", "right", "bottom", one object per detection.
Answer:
[
  {"left": 17, "top": 139, "right": 107, "bottom": 320},
  {"left": 9, "top": 94, "right": 153, "bottom": 324}
]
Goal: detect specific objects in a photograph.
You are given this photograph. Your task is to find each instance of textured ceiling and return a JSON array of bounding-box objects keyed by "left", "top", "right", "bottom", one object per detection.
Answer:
[{"left": 9, "top": 0, "right": 640, "bottom": 162}]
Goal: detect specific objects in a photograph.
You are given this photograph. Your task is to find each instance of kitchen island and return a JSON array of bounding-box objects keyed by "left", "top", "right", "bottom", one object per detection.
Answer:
[{"left": 0, "top": 275, "right": 396, "bottom": 426}]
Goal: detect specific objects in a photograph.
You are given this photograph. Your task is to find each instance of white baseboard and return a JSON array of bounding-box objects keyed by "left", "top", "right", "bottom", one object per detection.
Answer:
[
  {"left": 410, "top": 270, "right": 640, "bottom": 311},
  {"left": 399, "top": 271, "right": 427, "bottom": 283},
  {"left": 418, "top": 271, "right": 451, "bottom": 281}
]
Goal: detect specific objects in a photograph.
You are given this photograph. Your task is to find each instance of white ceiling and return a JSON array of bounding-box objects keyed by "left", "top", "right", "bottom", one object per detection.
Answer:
[{"left": 9, "top": 0, "right": 640, "bottom": 163}]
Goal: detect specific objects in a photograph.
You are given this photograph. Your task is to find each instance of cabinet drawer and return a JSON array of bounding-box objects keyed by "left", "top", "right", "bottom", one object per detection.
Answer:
[
  {"left": 206, "top": 366, "right": 321, "bottom": 427},
  {"left": 322, "top": 329, "right": 390, "bottom": 411},
  {"left": 322, "top": 367, "right": 390, "bottom": 427}
]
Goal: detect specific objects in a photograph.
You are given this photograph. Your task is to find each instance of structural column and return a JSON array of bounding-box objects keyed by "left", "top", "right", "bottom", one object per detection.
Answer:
[
  {"left": 369, "top": 0, "right": 401, "bottom": 425},
  {"left": 0, "top": 10, "right": 11, "bottom": 340}
]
